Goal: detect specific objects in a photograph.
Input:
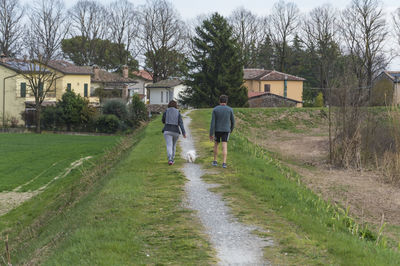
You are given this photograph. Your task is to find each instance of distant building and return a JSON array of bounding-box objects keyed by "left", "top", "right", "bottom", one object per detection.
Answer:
[
  {"left": 244, "top": 69, "right": 305, "bottom": 107},
  {"left": 0, "top": 58, "right": 95, "bottom": 126},
  {"left": 146, "top": 79, "right": 186, "bottom": 107},
  {"left": 371, "top": 71, "right": 400, "bottom": 106},
  {"left": 132, "top": 70, "right": 153, "bottom": 103},
  {"left": 88, "top": 65, "right": 137, "bottom": 101}
]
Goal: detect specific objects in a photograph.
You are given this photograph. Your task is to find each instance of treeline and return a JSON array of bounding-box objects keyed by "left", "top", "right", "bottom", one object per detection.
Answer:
[{"left": 1, "top": 0, "right": 400, "bottom": 92}]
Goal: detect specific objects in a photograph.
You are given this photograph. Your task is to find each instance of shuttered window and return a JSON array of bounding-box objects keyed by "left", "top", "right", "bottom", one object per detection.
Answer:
[
  {"left": 264, "top": 84, "right": 270, "bottom": 92},
  {"left": 20, "top": 83, "right": 26, "bottom": 97},
  {"left": 161, "top": 91, "right": 163, "bottom": 103},
  {"left": 67, "top": 83, "right": 71, "bottom": 91},
  {"left": 84, "top": 83, "right": 88, "bottom": 97}
]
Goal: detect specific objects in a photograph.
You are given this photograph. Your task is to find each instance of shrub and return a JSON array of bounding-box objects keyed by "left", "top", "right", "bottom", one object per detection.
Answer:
[
  {"left": 57, "top": 90, "right": 96, "bottom": 131},
  {"left": 314, "top": 92, "right": 324, "bottom": 107},
  {"left": 96, "top": 114, "right": 120, "bottom": 133},
  {"left": 41, "top": 105, "right": 62, "bottom": 130},
  {"left": 127, "top": 94, "right": 147, "bottom": 127},
  {"left": 102, "top": 99, "right": 128, "bottom": 121}
]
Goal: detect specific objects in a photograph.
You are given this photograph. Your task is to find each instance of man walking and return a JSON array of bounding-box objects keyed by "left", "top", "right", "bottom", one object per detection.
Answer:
[{"left": 209, "top": 95, "right": 235, "bottom": 168}]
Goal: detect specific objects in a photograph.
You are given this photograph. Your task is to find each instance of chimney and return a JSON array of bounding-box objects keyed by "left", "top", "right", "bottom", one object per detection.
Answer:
[
  {"left": 123, "top": 84, "right": 129, "bottom": 100},
  {"left": 122, "top": 65, "right": 129, "bottom": 79},
  {"left": 93, "top": 65, "right": 100, "bottom": 80}
]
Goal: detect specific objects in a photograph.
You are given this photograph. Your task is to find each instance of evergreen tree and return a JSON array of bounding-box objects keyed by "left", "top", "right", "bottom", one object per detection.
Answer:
[{"left": 181, "top": 13, "right": 247, "bottom": 108}]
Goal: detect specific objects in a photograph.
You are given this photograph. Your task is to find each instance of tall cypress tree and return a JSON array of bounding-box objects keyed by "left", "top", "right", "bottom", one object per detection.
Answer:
[{"left": 181, "top": 13, "right": 247, "bottom": 108}]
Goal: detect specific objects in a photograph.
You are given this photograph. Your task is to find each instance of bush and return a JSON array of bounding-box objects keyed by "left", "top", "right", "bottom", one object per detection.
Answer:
[
  {"left": 127, "top": 94, "right": 147, "bottom": 127},
  {"left": 314, "top": 92, "right": 324, "bottom": 107},
  {"left": 41, "top": 105, "right": 63, "bottom": 130},
  {"left": 102, "top": 99, "right": 128, "bottom": 121},
  {"left": 57, "top": 90, "right": 96, "bottom": 131},
  {"left": 96, "top": 114, "right": 120, "bottom": 133}
]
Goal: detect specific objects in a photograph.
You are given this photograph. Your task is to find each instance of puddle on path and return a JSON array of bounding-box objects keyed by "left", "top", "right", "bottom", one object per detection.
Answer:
[{"left": 180, "top": 110, "right": 272, "bottom": 265}]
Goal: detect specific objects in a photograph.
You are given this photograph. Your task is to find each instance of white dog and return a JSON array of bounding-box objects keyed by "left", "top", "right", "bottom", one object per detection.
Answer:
[{"left": 185, "top": 150, "right": 197, "bottom": 163}]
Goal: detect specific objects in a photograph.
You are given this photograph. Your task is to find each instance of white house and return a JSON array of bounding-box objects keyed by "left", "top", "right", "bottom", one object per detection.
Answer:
[
  {"left": 146, "top": 79, "right": 186, "bottom": 105},
  {"left": 131, "top": 70, "right": 153, "bottom": 103}
]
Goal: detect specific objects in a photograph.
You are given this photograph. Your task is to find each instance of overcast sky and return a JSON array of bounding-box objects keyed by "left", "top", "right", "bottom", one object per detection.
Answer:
[{"left": 21, "top": 0, "right": 400, "bottom": 69}]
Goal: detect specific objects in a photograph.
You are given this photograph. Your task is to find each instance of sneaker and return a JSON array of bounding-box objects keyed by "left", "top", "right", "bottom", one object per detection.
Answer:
[
  {"left": 168, "top": 160, "right": 173, "bottom": 165},
  {"left": 212, "top": 161, "right": 217, "bottom": 166},
  {"left": 222, "top": 163, "right": 227, "bottom": 168}
]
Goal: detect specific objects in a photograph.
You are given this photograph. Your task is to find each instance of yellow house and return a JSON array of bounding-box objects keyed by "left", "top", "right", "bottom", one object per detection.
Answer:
[
  {"left": 244, "top": 69, "right": 305, "bottom": 107},
  {"left": 371, "top": 71, "right": 400, "bottom": 106},
  {"left": 0, "top": 58, "right": 96, "bottom": 126}
]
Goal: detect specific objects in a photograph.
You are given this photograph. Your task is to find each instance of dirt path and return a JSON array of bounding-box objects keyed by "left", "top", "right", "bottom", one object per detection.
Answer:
[{"left": 180, "top": 111, "right": 272, "bottom": 265}]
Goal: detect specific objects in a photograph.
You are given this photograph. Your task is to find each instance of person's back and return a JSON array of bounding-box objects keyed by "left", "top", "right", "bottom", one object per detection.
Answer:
[
  {"left": 209, "top": 95, "right": 235, "bottom": 169},
  {"left": 211, "top": 105, "right": 234, "bottom": 133}
]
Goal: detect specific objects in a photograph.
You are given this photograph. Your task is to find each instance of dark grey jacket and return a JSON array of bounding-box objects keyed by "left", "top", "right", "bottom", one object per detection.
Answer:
[
  {"left": 162, "top": 107, "right": 186, "bottom": 135},
  {"left": 209, "top": 105, "right": 235, "bottom": 136}
]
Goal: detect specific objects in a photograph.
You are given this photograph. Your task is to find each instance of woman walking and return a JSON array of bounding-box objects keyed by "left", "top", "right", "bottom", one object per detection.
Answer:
[{"left": 162, "top": 100, "right": 186, "bottom": 165}]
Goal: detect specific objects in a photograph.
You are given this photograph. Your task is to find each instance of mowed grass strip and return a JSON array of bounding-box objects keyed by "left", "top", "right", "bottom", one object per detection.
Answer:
[
  {"left": 190, "top": 109, "right": 400, "bottom": 265},
  {"left": 0, "top": 133, "right": 119, "bottom": 191},
  {"left": 16, "top": 116, "right": 213, "bottom": 265}
]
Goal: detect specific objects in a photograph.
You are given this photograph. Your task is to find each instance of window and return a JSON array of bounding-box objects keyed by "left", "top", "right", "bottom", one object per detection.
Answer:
[
  {"left": 264, "top": 84, "right": 270, "bottom": 93},
  {"left": 161, "top": 91, "right": 163, "bottom": 103},
  {"left": 67, "top": 83, "right": 71, "bottom": 91},
  {"left": 84, "top": 83, "right": 88, "bottom": 97},
  {"left": 166, "top": 91, "right": 169, "bottom": 102},
  {"left": 20, "top": 83, "right": 26, "bottom": 97}
]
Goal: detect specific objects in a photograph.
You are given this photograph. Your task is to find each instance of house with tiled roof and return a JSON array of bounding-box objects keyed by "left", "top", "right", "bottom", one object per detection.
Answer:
[
  {"left": 244, "top": 69, "right": 305, "bottom": 107},
  {"left": 88, "top": 65, "right": 137, "bottom": 101},
  {"left": 146, "top": 78, "right": 186, "bottom": 106},
  {"left": 0, "top": 58, "right": 97, "bottom": 126},
  {"left": 131, "top": 70, "right": 152, "bottom": 103},
  {"left": 371, "top": 70, "right": 400, "bottom": 106}
]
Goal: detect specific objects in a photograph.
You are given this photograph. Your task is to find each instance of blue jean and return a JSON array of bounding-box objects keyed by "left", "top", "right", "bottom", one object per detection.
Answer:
[{"left": 163, "top": 131, "right": 179, "bottom": 161}]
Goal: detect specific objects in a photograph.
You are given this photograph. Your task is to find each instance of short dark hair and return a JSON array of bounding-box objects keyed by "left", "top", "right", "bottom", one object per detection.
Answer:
[
  {"left": 219, "top": 95, "right": 228, "bottom": 103},
  {"left": 168, "top": 100, "right": 177, "bottom": 108}
]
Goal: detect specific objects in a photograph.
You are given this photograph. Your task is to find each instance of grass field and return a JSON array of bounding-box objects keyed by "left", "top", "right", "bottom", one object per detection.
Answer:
[
  {"left": 190, "top": 109, "right": 400, "bottom": 265},
  {"left": 1, "top": 118, "right": 213, "bottom": 265},
  {"left": 0, "top": 133, "right": 119, "bottom": 192}
]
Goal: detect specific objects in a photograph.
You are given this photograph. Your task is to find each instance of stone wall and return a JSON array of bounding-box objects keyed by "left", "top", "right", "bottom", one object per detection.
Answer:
[
  {"left": 147, "top": 104, "right": 168, "bottom": 113},
  {"left": 248, "top": 93, "right": 298, "bottom": 108}
]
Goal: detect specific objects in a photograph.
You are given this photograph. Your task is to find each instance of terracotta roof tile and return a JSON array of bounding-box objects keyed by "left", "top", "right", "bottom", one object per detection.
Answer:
[
  {"left": 83, "top": 66, "right": 137, "bottom": 83},
  {"left": 132, "top": 70, "right": 153, "bottom": 81},
  {"left": 47, "top": 60, "right": 92, "bottom": 75},
  {"left": 248, "top": 91, "right": 267, "bottom": 98},
  {"left": 244, "top": 68, "right": 305, "bottom": 81}
]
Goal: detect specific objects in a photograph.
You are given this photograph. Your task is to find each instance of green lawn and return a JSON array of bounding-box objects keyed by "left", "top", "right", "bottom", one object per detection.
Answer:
[
  {"left": 2, "top": 118, "right": 213, "bottom": 265},
  {"left": 0, "top": 133, "right": 119, "bottom": 191},
  {"left": 190, "top": 108, "right": 400, "bottom": 265}
]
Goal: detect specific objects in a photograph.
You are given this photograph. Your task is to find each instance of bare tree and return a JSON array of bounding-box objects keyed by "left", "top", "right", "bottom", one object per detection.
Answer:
[
  {"left": 137, "top": 0, "right": 187, "bottom": 82},
  {"left": 19, "top": 58, "right": 60, "bottom": 133},
  {"left": 269, "top": 0, "right": 300, "bottom": 72},
  {"left": 303, "top": 4, "right": 339, "bottom": 89},
  {"left": 68, "top": 0, "right": 108, "bottom": 65},
  {"left": 26, "top": 0, "right": 70, "bottom": 60},
  {"left": 69, "top": 0, "right": 107, "bottom": 40},
  {"left": 109, "top": 0, "right": 139, "bottom": 63},
  {"left": 393, "top": 8, "right": 400, "bottom": 48},
  {"left": 0, "top": 0, "right": 24, "bottom": 57},
  {"left": 229, "top": 7, "right": 262, "bottom": 68},
  {"left": 340, "top": 0, "right": 388, "bottom": 89}
]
